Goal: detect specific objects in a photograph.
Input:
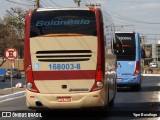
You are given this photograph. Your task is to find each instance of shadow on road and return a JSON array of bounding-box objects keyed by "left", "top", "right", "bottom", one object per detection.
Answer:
[
  {"left": 14, "top": 109, "right": 111, "bottom": 120},
  {"left": 117, "top": 85, "right": 160, "bottom": 92}
]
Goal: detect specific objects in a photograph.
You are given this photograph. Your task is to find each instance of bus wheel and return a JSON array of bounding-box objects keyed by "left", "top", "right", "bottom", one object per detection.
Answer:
[{"left": 109, "top": 98, "right": 114, "bottom": 107}]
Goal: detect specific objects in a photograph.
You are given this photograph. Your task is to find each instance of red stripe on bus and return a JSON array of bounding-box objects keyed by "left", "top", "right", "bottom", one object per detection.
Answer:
[{"left": 33, "top": 70, "right": 96, "bottom": 80}]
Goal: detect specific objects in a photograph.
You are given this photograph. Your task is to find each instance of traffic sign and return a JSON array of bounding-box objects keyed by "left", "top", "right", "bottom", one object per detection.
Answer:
[{"left": 4, "top": 48, "right": 18, "bottom": 60}]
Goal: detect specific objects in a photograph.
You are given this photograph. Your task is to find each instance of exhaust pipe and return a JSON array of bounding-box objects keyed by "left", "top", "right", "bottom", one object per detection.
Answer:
[{"left": 35, "top": 100, "right": 43, "bottom": 107}]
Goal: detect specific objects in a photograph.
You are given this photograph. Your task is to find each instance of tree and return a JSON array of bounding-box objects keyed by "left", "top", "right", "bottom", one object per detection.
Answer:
[
  {"left": 0, "top": 20, "right": 10, "bottom": 66},
  {"left": 3, "top": 7, "right": 26, "bottom": 58},
  {"left": 0, "top": 7, "right": 26, "bottom": 66}
]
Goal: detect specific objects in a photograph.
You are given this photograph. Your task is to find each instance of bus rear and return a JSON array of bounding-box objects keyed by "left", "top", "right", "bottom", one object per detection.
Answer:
[
  {"left": 24, "top": 7, "right": 116, "bottom": 110},
  {"left": 116, "top": 32, "right": 141, "bottom": 90}
]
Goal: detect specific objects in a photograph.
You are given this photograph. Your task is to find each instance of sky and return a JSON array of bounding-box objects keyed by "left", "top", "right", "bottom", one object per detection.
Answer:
[{"left": 0, "top": 0, "right": 160, "bottom": 42}]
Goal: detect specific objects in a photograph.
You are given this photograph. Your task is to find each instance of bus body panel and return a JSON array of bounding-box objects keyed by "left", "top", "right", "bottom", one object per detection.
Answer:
[
  {"left": 135, "top": 33, "right": 141, "bottom": 61},
  {"left": 117, "top": 61, "right": 140, "bottom": 85},
  {"left": 25, "top": 8, "right": 116, "bottom": 109},
  {"left": 117, "top": 61, "right": 135, "bottom": 78},
  {"left": 26, "top": 87, "right": 106, "bottom": 109},
  {"left": 30, "top": 36, "right": 97, "bottom": 71},
  {"left": 102, "top": 10, "right": 117, "bottom": 101},
  {"left": 30, "top": 36, "right": 97, "bottom": 94},
  {"left": 34, "top": 80, "right": 94, "bottom": 94}
]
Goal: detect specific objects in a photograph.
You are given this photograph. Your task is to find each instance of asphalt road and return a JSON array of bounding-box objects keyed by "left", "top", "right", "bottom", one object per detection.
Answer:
[{"left": 0, "top": 76, "right": 159, "bottom": 120}]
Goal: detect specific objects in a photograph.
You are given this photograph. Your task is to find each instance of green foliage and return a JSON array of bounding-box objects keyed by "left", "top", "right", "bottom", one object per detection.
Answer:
[{"left": 0, "top": 7, "right": 26, "bottom": 59}]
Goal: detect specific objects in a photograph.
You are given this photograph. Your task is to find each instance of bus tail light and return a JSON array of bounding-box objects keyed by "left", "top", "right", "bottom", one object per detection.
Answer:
[
  {"left": 90, "top": 65, "right": 104, "bottom": 92},
  {"left": 26, "top": 65, "right": 39, "bottom": 93},
  {"left": 89, "top": 7, "right": 95, "bottom": 12},
  {"left": 132, "top": 61, "right": 140, "bottom": 76}
]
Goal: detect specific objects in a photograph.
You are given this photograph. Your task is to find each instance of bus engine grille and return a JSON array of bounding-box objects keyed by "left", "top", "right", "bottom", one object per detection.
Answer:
[{"left": 36, "top": 50, "right": 92, "bottom": 62}]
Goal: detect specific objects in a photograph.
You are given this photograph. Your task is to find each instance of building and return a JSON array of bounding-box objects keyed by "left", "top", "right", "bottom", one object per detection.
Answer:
[{"left": 143, "top": 38, "right": 160, "bottom": 66}]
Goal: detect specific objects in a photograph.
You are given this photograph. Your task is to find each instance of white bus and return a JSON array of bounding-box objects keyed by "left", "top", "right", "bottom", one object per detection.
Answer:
[{"left": 24, "top": 7, "right": 117, "bottom": 110}]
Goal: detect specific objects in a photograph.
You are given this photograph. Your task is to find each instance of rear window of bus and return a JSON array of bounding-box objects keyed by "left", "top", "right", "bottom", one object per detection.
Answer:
[
  {"left": 116, "top": 33, "right": 136, "bottom": 61},
  {"left": 30, "top": 10, "right": 97, "bottom": 37}
]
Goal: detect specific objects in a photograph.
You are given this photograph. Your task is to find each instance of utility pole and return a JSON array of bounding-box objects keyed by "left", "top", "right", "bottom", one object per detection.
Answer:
[
  {"left": 35, "top": 0, "right": 40, "bottom": 9},
  {"left": 155, "top": 35, "right": 158, "bottom": 63},
  {"left": 141, "top": 35, "right": 147, "bottom": 69},
  {"left": 73, "top": 0, "right": 81, "bottom": 7}
]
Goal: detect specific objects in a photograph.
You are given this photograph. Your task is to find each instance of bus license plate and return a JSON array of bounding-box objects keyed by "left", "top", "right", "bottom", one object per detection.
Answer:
[{"left": 57, "top": 97, "right": 71, "bottom": 102}]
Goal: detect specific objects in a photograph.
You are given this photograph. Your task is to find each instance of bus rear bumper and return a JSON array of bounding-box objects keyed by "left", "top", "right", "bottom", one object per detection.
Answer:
[
  {"left": 26, "top": 89, "right": 107, "bottom": 110},
  {"left": 116, "top": 75, "right": 141, "bottom": 87}
]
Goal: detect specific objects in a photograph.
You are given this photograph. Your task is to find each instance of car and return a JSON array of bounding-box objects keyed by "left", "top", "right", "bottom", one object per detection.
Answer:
[
  {"left": 0, "top": 74, "right": 5, "bottom": 82},
  {"left": 149, "top": 62, "right": 158, "bottom": 68},
  {"left": 5, "top": 68, "right": 22, "bottom": 79},
  {"left": 0, "top": 68, "right": 6, "bottom": 82}
]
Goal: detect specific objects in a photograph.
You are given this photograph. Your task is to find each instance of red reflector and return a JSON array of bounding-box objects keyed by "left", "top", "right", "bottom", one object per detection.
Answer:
[
  {"left": 133, "top": 61, "right": 140, "bottom": 76},
  {"left": 96, "top": 65, "right": 102, "bottom": 81},
  {"left": 26, "top": 65, "right": 39, "bottom": 93},
  {"left": 90, "top": 64, "right": 103, "bottom": 92},
  {"left": 96, "top": 71, "right": 102, "bottom": 81},
  {"left": 27, "top": 71, "right": 33, "bottom": 82}
]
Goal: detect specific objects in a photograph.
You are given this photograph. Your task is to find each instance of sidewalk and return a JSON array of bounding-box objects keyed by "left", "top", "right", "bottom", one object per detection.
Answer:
[
  {"left": 0, "top": 87, "right": 26, "bottom": 102},
  {"left": 142, "top": 74, "right": 160, "bottom": 76}
]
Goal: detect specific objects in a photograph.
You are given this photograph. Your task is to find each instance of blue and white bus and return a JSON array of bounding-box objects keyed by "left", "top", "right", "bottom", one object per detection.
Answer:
[{"left": 116, "top": 32, "right": 141, "bottom": 90}]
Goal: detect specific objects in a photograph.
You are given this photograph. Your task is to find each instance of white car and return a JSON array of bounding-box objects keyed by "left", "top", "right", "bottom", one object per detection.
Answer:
[{"left": 149, "top": 62, "right": 158, "bottom": 68}]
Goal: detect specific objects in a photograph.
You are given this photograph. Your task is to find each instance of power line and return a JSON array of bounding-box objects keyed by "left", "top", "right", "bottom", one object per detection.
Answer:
[
  {"left": 49, "top": 0, "right": 62, "bottom": 7},
  {"left": 39, "top": 0, "right": 62, "bottom": 8},
  {"left": 20, "top": 0, "right": 34, "bottom": 4},
  {"left": 109, "top": 0, "right": 160, "bottom": 4},
  {"left": 143, "top": 34, "right": 160, "bottom": 36},
  {"left": 40, "top": 1, "right": 48, "bottom": 7},
  {"left": 6, "top": 0, "right": 33, "bottom": 6},
  {"left": 110, "top": 11, "right": 160, "bottom": 25},
  {"left": 44, "top": 0, "right": 52, "bottom": 7}
]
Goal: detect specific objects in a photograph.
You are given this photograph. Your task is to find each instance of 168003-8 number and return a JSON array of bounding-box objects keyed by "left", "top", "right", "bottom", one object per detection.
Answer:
[{"left": 49, "top": 64, "right": 81, "bottom": 70}]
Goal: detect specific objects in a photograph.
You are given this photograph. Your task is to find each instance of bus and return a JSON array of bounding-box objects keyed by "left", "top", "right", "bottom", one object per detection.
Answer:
[
  {"left": 116, "top": 32, "right": 141, "bottom": 90},
  {"left": 24, "top": 7, "right": 118, "bottom": 110}
]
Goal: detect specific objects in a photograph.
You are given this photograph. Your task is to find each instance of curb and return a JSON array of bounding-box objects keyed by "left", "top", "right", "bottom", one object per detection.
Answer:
[
  {"left": 142, "top": 74, "right": 160, "bottom": 76},
  {"left": 0, "top": 91, "right": 26, "bottom": 102}
]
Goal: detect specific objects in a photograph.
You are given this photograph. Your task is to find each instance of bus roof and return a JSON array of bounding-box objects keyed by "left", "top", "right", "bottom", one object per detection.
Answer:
[
  {"left": 36, "top": 7, "right": 91, "bottom": 12},
  {"left": 115, "top": 31, "right": 138, "bottom": 34}
]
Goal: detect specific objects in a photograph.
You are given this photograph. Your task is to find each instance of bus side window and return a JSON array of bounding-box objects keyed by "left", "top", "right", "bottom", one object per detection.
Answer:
[{"left": 113, "top": 36, "right": 123, "bottom": 54}]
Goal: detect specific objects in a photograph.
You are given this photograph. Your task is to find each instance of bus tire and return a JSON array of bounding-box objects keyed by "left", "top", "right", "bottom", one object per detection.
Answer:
[
  {"left": 136, "top": 84, "right": 141, "bottom": 91},
  {"left": 109, "top": 98, "right": 114, "bottom": 107}
]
